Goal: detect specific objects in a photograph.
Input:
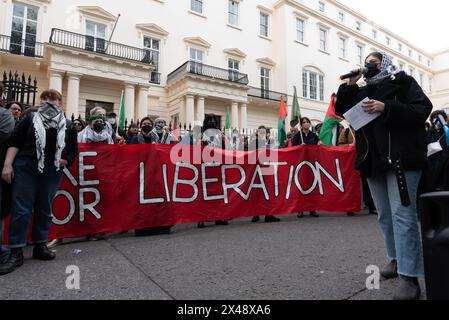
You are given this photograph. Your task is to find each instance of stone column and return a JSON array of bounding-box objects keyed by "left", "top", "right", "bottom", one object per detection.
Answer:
[
  {"left": 66, "top": 73, "right": 81, "bottom": 119},
  {"left": 196, "top": 96, "right": 205, "bottom": 125},
  {"left": 137, "top": 85, "right": 150, "bottom": 121},
  {"left": 185, "top": 94, "right": 195, "bottom": 127},
  {"left": 124, "top": 83, "right": 136, "bottom": 122},
  {"left": 239, "top": 103, "right": 248, "bottom": 129},
  {"left": 231, "top": 101, "right": 239, "bottom": 129},
  {"left": 49, "top": 70, "right": 64, "bottom": 93}
]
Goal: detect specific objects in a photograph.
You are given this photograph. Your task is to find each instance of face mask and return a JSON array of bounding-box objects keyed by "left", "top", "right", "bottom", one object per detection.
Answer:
[
  {"left": 107, "top": 118, "right": 116, "bottom": 125},
  {"left": 364, "top": 62, "right": 381, "bottom": 78},
  {"left": 142, "top": 125, "right": 152, "bottom": 134},
  {"left": 93, "top": 122, "right": 105, "bottom": 133}
]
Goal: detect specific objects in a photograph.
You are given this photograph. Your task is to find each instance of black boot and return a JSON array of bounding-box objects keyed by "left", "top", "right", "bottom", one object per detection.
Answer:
[
  {"left": 297, "top": 213, "right": 305, "bottom": 219},
  {"left": 215, "top": 220, "right": 229, "bottom": 226},
  {"left": 347, "top": 212, "right": 355, "bottom": 217},
  {"left": 197, "top": 222, "right": 205, "bottom": 229},
  {"left": 251, "top": 216, "right": 260, "bottom": 223},
  {"left": 0, "top": 248, "right": 24, "bottom": 276},
  {"left": 32, "top": 244, "right": 56, "bottom": 261},
  {"left": 265, "top": 216, "right": 281, "bottom": 223},
  {"left": 393, "top": 276, "right": 421, "bottom": 300},
  {"left": 381, "top": 260, "right": 398, "bottom": 279},
  {"left": 310, "top": 211, "right": 320, "bottom": 218}
]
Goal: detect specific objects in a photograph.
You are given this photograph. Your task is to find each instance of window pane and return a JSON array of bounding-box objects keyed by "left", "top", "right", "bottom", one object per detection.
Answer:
[
  {"left": 309, "top": 72, "right": 317, "bottom": 100},
  {"left": 27, "top": 5, "right": 38, "bottom": 21},
  {"left": 319, "top": 75, "right": 324, "bottom": 101},
  {"left": 302, "top": 71, "right": 308, "bottom": 98},
  {"left": 152, "top": 39, "right": 160, "bottom": 51},
  {"left": 86, "top": 21, "right": 95, "bottom": 36},
  {"left": 11, "top": 17, "right": 24, "bottom": 33},
  {"left": 13, "top": 3, "right": 25, "bottom": 18},
  {"left": 97, "top": 24, "right": 106, "bottom": 39}
]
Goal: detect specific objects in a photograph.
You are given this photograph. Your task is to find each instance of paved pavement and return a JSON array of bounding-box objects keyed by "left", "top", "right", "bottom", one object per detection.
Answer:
[{"left": 0, "top": 211, "right": 426, "bottom": 300}]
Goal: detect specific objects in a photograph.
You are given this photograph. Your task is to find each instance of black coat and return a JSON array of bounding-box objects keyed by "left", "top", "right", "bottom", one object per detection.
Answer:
[
  {"left": 292, "top": 131, "right": 319, "bottom": 146},
  {"left": 335, "top": 71, "right": 432, "bottom": 177}
]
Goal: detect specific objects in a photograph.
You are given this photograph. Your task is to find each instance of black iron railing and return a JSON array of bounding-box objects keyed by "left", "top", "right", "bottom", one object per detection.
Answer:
[
  {"left": 167, "top": 61, "right": 249, "bottom": 85},
  {"left": 0, "top": 34, "right": 44, "bottom": 58},
  {"left": 248, "top": 86, "right": 288, "bottom": 102},
  {"left": 2, "top": 70, "right": 38, "bottom": 107},
  {"left": 49, "top": 28, "right": 156, "bottom": 66}
]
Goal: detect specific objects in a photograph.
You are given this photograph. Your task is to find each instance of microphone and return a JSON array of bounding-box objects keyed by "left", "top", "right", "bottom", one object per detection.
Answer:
[{"left": 340, "top": 67, "right": 367, "bottom": 80}]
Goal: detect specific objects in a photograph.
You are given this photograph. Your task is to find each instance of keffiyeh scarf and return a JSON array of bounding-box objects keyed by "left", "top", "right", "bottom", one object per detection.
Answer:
[
  {"left": 33, "top": 102, "right": 66, "bottom": 173},
  {"left": 78, "top": 126, "right": 113, "bottom": 144},
  {"left": 365, "top": 52, "right": 400, "bottom": 86}
]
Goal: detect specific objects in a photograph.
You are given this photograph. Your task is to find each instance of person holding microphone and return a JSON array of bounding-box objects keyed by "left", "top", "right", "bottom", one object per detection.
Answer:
[{"left": 335, "top": 52, "right": 432, "bottom": 300}]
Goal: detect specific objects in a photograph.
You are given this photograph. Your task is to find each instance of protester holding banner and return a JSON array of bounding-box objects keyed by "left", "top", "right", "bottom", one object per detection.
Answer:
[
  {"left": 78, "top": 114, "right": 114, "bottom": 144},
  {"left": 150, "top": 118, "right": 175, "bottom": 145},
  {"left": 125, "top": 123, "right": 139, "bottom": 144},
  {"left": 0, "top": 84, "right": 15, "bottom": 275},
  {"left": 198, "top": 116, "right": 229, "bottom": 228},
  {"left": 293, "top": 118, "right": 320, "bottom": 219},
  {"left": 129, "top": 117, "right": 154, "bottom": 144},
  {"left": 0, "top": 89, "right": 78, "bottom": 276},
  {"left": 335, "top": 51, "right": 432, "bottom": 300},
  {"left": 251, "top": 126, "right": 281, "bottom": 224}
]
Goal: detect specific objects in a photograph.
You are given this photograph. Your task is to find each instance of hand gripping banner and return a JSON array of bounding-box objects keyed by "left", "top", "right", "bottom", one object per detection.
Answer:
[{"left": 44, "top": 144, "right": 361, "bottom": 239}]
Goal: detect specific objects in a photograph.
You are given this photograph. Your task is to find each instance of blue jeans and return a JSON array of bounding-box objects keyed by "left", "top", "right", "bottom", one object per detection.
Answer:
[
  {"left": 368, "top": 170, "right": 424, "bottom": 278},
  {"left": 8, "top": 158, "right": 63, "bottom": 249},
  {"left": 0, "top": 181, "right": 10, "bottom": 262}
]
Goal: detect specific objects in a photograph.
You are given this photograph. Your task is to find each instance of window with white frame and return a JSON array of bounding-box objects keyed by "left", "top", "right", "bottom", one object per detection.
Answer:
[
  {"left": 398, "top": 43, "right": 402, "bottom": 52},
  {"left": 143, "top": 37, "right": 160, "bottom": 70},
  {"left": 85, "top": 20, "right": 107, "bottom": 52},
  {"left": 319, "top": 28, "right": 327, "bottom": 51},
  {"left": 408, "top": 49, "right": 412, "bottom": 57},
  {"left": 429, "top": 77, "right": 432, "bottom": 92},
  {"left": 228, "top": 58, "right": 240, "bottom": 81},
  {"left": 356, "top": 45, "right": 364, "bottom": 65},
  {"left": 428, "top": 60, "right": 431, "bottom": 67},
  {"left": 419, "top": 55, "right": 422, "bottom": 63},
  {"left": 419, "top": 73, "right": 424, "bottom": 87},
  {"left": 260, "top": 67, "right": 270, "bottom": 95},
  {"left": 228, "top": 0, "right": 239, "bottom": 26},
  {"left": 339, "top": 37, "right": 347, "bottom": 58},
  {"left": 10, "top": 2, "right": 39, "bottom": 56},
  {"left": 339, "top": 12, "right": 345, "bottom": 23},
  {"left": 190, "top": 0, "right": 203, "bottom": 14},
  {"left": 296, "top": 18, "right": 305, "bottom": 43},
  {"left": 399, "top": 63, "right": 404, "bottom": 70},
  {"left": 318, "top": 1, "right": 325, "bottom": 12},
  {"left": 302, "top": 68, "right": 324, "bottom": 101},
  {"left": 189, "top": 48, "right": 204, "bottom": 73},
  {"left": 190, "top": 48, "right": 204, "bottom": 62},
  {"left": 409, "top": 67, "right": 414, "bottom": 77},
  {"left": 386, "top": 37, "right": 391, "bottom": 46},
  {"left": 260, "top": 12, "right": 269, "bottom": 37},
  {"left": 356, "top": 21, "right": 362, "bottom": 31},
  {"left": 372, "top": 29, "right": 377, "bottom": 39}
]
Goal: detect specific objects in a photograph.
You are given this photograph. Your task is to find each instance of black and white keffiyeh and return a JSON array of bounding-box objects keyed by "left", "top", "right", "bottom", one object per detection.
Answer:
[
  {"left": 33, "top": 102, "right": 66, "bottom": 173},
  {"left": 365, "top": 52, "right": 400, "bottom": 86}
]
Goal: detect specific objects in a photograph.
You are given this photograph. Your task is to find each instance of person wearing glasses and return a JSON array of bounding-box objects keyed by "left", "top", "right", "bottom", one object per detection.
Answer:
[{"left": 292, "top": 117, "right": 320, "bottom": 219}]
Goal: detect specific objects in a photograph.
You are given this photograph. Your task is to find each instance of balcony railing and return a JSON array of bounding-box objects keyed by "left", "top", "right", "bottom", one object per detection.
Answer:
[
  {"left": 248, "top": 86, "right": 288, "bottom": 102},
  {"left": 0, "top": 35, "right": 44, "bottom": 58},
  {"left": 49, "top": 28, "right": 156, "bottom": 66},
  {"left": 167, "top": 61, "right": 249, "bottom": 85}
]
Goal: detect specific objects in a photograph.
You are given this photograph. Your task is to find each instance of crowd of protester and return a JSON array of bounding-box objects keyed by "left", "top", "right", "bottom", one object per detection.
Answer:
[{"left": 1, "top": 81, "right": 448, "bottom": 294}]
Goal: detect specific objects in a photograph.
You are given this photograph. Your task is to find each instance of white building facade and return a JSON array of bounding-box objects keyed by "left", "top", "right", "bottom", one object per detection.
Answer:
[{"left": 0, "top": 0, "right": 447, "bottom": 129}]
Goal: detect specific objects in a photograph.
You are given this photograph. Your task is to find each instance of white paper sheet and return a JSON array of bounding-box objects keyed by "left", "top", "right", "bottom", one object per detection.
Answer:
[{"left": 343, "top": 97, "right": 381, "bottom": 131}]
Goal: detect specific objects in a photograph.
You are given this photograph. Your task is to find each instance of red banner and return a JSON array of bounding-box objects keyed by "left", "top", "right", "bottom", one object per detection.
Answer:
[{"left": 41, "top": 144, "right": 361, "bottom": 240}]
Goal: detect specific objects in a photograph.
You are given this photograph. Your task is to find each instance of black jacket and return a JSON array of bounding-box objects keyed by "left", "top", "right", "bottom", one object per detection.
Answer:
[
  {"left": 8, "top": 115, "right": 78, "bottom": 167},
  {"left": 335, "top": 71, "right": 432, "bottom": 177},
  {"left": 292, "top": 131, "right": 319, "bottom": 146}
]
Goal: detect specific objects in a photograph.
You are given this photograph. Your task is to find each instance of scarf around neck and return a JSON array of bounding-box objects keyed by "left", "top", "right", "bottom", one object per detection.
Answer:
[
  {"left": 365, "top": 52, "right": 400, "bottom": 86},
  {"left": 33, "top": 102, "right": 66, "bottom": 173},
  {"left": 78, "top": 126, "right": 113, "bottom": 144}
]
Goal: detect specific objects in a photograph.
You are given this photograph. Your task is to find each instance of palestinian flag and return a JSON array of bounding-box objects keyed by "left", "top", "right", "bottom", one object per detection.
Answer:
[
  {"left": 320, "top": 93, "right": 343, "bottom": 146},
  {"left": 290, "top": 86, "right": 302, "bottom": 128},
  {"left": 118, "top": 90, "right": 125, "bottom": 133},
  {"left": 278, "top": 96, "right": 288, "bottom": 148}
]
